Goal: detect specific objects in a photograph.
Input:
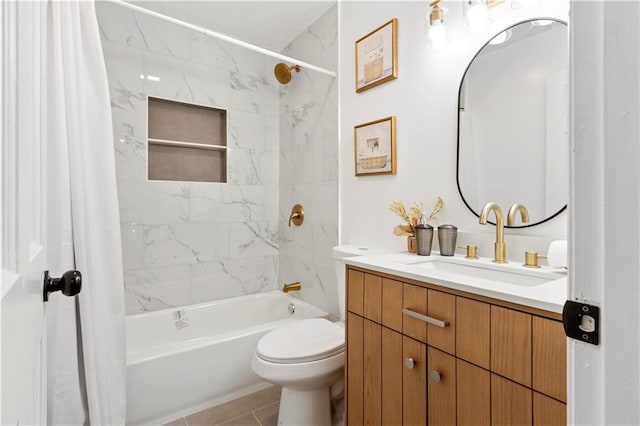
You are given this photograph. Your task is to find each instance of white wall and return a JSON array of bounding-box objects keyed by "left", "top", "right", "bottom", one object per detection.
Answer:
[{"left": 339, "top": 1, "right": 569, "bottom": 260}]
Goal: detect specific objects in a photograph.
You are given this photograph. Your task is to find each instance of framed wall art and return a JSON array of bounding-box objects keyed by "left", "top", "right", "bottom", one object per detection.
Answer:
[
  {"left": 355, "top": 18, "right": 398, "bottom": 93},
  {"left": 354, "top": 116, "right": 396, "bottom": 176}
]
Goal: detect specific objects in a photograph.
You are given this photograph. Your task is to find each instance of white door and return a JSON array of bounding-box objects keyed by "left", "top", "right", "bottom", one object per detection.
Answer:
[
  {"left": 570, "top": 1, "right": 640, "bottom": 425},
  {"left": 1, "top": 1, "right": 48, "bottom": 424}
]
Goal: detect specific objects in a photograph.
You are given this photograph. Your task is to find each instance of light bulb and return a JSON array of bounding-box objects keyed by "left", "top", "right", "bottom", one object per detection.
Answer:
[
  {"left": 467, "top": 1, "right": 491, "bottom": 30},
  {"left": 429, "top": 20, "right": 448, "bottom": 49},
  {"left": 428, "top": 1, "right": 448, "bottom": 50}
]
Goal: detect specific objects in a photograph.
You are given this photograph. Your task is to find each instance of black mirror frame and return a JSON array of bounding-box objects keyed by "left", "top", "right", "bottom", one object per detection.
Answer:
[{"left": 455, "top": 18, "right": 568, "bottom": 228}]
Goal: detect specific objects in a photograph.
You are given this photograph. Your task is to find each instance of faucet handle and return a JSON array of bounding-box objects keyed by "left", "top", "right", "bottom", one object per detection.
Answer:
[
  {"left": 458, "top": 245, "right": 479, "bottom": 259},
  {"left": 524, "top": 251, "right": 547, "bottom": 268}
]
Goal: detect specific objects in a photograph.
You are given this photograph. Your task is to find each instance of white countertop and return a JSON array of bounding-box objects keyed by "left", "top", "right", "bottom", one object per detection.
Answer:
[{"left": 342, "top": 252, "right": 567, "bottom": 314}]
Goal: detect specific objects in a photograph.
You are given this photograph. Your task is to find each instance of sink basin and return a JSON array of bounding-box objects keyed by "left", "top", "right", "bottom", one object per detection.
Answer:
[{"left": 405, "top": 258, "right": 562, "bottom": 287}]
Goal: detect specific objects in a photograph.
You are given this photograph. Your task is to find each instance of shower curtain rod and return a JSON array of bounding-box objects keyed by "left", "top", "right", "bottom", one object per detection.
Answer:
[{"left": 104, "top": 0, "right": 338, "bottom": 78}]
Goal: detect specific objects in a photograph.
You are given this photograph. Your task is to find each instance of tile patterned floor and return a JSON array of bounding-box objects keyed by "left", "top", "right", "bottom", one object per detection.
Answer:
[{"left": 163, "top": 386, "right": 281, "bottom": 426}]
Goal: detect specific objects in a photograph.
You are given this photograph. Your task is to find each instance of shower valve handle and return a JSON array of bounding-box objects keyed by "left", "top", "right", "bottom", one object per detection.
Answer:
[
  {"left": 43, "top": 270, "right": 82, "bottom": 302},
  {"left": 288, "top": 204, "right": 305, "bottom": 227}
]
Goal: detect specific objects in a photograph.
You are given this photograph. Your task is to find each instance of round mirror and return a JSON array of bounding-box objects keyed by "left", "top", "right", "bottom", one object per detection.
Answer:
[{"left": 457, "top": 19, "right": 568, "bottom": 228}]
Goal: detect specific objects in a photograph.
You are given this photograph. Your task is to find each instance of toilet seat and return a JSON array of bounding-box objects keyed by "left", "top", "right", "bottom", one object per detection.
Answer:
[{"left": 256, "top": 318, "right": 345, "bottom": 364}]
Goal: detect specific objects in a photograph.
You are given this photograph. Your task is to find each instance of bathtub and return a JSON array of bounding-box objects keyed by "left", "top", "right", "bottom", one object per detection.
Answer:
[{"left": 126, "top": 291, "right": 329, "bottom": 425}]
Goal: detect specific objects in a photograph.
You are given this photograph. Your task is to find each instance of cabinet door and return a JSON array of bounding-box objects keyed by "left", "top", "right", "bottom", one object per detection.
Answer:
[
  {"left": 427, "top": 347, "right": 456, "bottom": 426},
  {"left": 457, "top": 359, "right": 490, "bottom": 426},
  {"left": 363, "top": 320, "right": 381, "bottom": 425},
  {"left": 491, "top": 306, "right": 532, "bottom": 387},
  {"left": 382, "top": 327, "right": 403, "bottom": 425},
  {"left": 533, "top": 392, "right": 566, "bottom": 426},
  {"left": 403, "top": 284, "right": 428, "bottom": 343},
  {"left": 346, "top": 313, "right": 363, "bottom": 426},
  {"left": 532, "top": 317, "right": 567, "bottom": 402},
  {"left": 491, "top": 374, "right": 532, "bottom": 426},
  {"left": 427, "top": 290, "right": 456, "bottom": 354},
  {"left": 456, "top": 297, "right": 490, "bottom": 369},
  {"left": 403, "top": 336, "right": 426, "bottom": 426}
]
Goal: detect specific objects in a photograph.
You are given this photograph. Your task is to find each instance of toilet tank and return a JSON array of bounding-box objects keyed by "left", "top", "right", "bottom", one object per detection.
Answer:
[{"left": 333, "top": 245, "right": 389, "bottom": 322}]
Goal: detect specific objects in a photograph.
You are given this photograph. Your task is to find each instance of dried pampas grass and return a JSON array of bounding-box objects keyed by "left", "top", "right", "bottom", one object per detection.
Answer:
[{"left": 389, "top": 197, "right": 444, "bottom": 236}]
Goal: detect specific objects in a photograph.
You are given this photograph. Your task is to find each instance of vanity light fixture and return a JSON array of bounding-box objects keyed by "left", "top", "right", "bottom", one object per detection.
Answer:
[
  {"left": 466, "top": 0, "right": 491, "bottom": 30},
  {"left": 428, "top": 0, "right": 449, "bottom": 49}
]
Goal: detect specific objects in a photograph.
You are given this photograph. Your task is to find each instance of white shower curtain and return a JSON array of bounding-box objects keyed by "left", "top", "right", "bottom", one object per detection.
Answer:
[{"left": 45, "top": 1, "right": 126, "bottom": 424}]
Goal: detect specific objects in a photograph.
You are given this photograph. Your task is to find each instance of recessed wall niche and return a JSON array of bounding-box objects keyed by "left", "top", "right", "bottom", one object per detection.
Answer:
[{"left": 147, "top": 97, "right": 227, "bottom": 183}]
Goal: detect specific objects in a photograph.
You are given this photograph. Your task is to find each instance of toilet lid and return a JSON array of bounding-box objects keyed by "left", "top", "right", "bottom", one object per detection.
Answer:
[{"left": 256, "top": 318, "right": 345, "bottom": 363}]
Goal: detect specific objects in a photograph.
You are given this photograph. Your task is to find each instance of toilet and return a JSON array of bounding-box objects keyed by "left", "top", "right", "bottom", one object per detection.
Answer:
[{"left": 251, "top": 245, "right": 387, "bottom": 426}]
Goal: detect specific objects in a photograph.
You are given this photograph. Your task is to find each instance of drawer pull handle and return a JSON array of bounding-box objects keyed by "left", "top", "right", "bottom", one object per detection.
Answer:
[
  {"left": 430, "top": 370, "right": 442, "bottom": 383},
  {"left": 402, "top": 308, "right": 449, "bottom": 328},
  {"left": 405, "top": 357, "right": 416, "bottom": 369}
]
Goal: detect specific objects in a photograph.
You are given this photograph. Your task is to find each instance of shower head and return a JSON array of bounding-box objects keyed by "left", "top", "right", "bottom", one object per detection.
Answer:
[{"left": 274, "top": 63, "right": 301, "bottom": 84}]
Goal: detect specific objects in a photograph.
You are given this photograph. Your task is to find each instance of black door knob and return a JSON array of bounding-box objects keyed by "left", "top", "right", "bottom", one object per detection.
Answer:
[{"left": 43, "top": 270, "right": 82, "bottom": 302}]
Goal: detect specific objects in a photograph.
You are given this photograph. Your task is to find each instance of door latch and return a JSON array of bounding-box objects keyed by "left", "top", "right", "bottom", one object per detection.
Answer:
[{"left": 562, "top": 300, "right": 599, "bottom": 345}]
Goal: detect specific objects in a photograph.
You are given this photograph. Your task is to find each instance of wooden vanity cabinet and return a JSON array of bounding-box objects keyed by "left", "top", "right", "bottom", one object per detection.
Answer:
[
  {"left": 457, "top": 359, "right": 490, "bottom": 426},
  {"left": 491, "top": 305, "right": 532, "bottom": 387},
  {"left": 404, "top": 335, "right": 427, "bottom": 425},
  {"left": 345, "top": 266, "right": 567, "bottom": 426}
]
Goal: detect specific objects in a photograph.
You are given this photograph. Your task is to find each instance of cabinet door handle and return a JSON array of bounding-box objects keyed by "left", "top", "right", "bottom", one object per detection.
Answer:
[
  {"left": 405, "top": 357, "right": 416, "bottom": 369},
  {"left": 430, "top": 370, "right": 442, "bottom": 383},
  {"left": 402, "top": 308, "right": 449, "bottom": 328}
]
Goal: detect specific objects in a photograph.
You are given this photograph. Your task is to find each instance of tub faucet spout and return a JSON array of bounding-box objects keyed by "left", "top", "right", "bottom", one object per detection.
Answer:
[
  {"left": 174, "top": 309, "right": 189, "bottom": 330},
  {"left": 282, "top": 282, "right": 302, "bottom": 293},
  {"left": 479, "top": 202, "right": 507, "bottom": 263}
]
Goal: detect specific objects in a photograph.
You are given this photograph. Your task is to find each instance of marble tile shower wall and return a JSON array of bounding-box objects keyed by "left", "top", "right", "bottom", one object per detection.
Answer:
[
  {"left": 96, "top": 3, "right": 280, "bottom": 314},
  {"left": 278, "top": 6, "right": 339, "bottom": 318}
]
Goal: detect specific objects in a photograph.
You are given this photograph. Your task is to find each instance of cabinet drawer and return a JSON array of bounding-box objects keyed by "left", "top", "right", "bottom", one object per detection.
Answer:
[
  {"left": 382, "top": 278, "right": 403, "bottom": 332},
  {"left": 533, "top": 317, "right": 566, "bottom": 402},
  {"left": 363, "top": 273, "right": 382, "bottom": 323},
  {"left": 347, "top": 269, "right": 364, "bottom": 316},
  {"left": 403, "top": 284, "right": 428, "bottom": 343},
  {"left": 456, "top": 297, "right": 490, "bottom": 369},
  {"left": 427, "top": 289, "right": 456, "bottom": 354},
  {"left": 491, "top": 306, "right": 532, "bottom": 387}
]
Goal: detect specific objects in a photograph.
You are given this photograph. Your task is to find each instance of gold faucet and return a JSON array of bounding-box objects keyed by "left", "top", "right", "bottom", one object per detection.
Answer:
[
  {"left": 507, "top": 203, "right": 529, "bottom": 226},
  {"left": 479, "top": 202, "right": 507, "bottom": 263},
  {"left": 282, "top": 282, "right": 302, "bottom": 293}
]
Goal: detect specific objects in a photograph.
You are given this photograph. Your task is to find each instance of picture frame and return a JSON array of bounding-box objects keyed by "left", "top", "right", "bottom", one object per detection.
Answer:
[
  {"left": 355, "top": 18, "right": 398, "bottom": 93},
  {"left": 354, "top": 116, "right": 396, "bottom": 176}
]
